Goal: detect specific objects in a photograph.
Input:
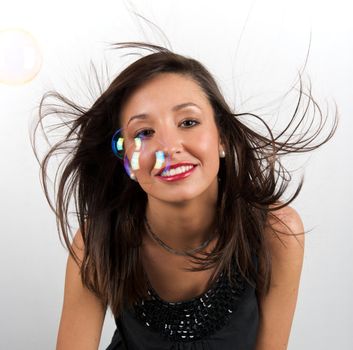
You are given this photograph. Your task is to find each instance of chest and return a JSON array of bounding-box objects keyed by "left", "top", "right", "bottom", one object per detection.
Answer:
[
  {"left": 140, "top": 239, "right": 220, "bottom": 303},
  {"left": 131, "top": 255, "right": 251, "bottom": 345}
]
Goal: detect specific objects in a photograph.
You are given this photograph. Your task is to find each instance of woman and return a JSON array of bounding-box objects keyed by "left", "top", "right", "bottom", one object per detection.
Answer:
[{"left": 31, "top": 42, "right": 338, "bottom": 349}]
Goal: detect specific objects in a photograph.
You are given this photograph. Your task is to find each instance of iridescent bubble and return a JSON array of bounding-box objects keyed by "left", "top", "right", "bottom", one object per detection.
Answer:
[
  {"left": 111, "top": 128, "right": 125, "bottom": 160},
  {"left": 0, "top": 28, "right": 42, "bottom": 85},
  {"left": 131, "top": 137, "right": 142, "bottom": 170},
  {"left": 111, "top": 127, "right": 172, "bottom": 180},
  {"left": 154, "top": 150, "right": 165, "bottom": 170}
]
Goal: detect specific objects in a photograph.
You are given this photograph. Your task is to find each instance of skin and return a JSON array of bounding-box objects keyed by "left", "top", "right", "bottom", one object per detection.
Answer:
[
  {"left": 56, "top": 72, "right": 305, "bottom": 350},
  {"left": 120, "top": 72, "right": 225, "bottom": 251},
  {"left": 255, "top": 205, "right": 305, "bottom": 349}
]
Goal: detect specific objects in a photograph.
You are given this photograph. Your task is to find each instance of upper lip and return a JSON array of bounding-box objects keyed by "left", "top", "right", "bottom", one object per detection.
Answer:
[{"left": 156, "top": 162, "right": 196, "bottom": 176}]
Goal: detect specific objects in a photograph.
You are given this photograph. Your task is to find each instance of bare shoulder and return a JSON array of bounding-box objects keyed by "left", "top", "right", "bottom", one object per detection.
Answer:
[
  {"left": 56, "top": 227, "right": 107, "bottom": 350},
  {"left": 265, "top": 202, "right": 305, "bottom": 254},
  {"left": 255, "top": 203, "right": 305, "bottom": 349},
  {"left": 71, "top": 226, "right": 85, "bottom": 264}
]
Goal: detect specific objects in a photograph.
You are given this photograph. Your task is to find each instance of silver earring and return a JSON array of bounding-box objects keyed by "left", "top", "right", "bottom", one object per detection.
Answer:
[
  {"left": 130, "top": 173, "right": 137, "bottom": 181},
  {"left": 219, "top": 149, "right": 226, "bottom": 158}
]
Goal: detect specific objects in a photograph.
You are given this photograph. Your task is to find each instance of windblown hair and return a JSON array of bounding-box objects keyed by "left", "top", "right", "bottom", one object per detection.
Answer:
[{"left": 30, "top": 42, "right": 338, "bottom": 317}]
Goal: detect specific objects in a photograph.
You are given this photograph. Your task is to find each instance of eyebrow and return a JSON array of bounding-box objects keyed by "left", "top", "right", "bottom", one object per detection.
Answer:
[{"left": 126, "top": 102, "right": 201, "bottom": 127}]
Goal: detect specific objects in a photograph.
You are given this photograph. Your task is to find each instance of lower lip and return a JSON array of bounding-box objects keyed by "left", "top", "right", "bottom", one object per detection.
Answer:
[{"left": 156, "top": 166, "right": 197, "bottom": 182}]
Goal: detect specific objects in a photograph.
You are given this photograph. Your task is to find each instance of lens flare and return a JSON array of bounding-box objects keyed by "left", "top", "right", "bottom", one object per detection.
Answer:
[{"left": 0, "top": 28, "right": 42, "bottom": 85}]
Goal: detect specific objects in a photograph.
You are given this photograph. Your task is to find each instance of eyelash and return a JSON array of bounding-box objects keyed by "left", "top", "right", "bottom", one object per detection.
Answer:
[{"left": 134, "top": 119, "right": 200, "bottom": 139}]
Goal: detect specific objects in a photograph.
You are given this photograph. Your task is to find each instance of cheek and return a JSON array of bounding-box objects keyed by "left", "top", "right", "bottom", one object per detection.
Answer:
[
  {"left": 128, "top": 151, "right": 153, "bottom": 173},
  {"left": 196, "top": 132, "right": 219, "bottom": 159},
  {"left": 126, "top": 142, "right": 162, "bottom": 176},
  {"left": 195, "top": 132, "right": 220, "bottom": 176}
]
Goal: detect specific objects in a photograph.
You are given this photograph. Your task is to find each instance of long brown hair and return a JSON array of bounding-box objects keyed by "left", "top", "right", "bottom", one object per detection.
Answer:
[{"left": 30, "top": 42, "right": 338, "bottom": 317}]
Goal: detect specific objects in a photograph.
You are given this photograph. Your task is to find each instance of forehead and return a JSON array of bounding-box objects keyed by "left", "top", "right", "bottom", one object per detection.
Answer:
[{"left": 120, "top": 73, "right": 213, "bottom": 125}]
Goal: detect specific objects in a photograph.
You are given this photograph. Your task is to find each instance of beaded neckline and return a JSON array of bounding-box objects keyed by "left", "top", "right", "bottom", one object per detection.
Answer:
[{"left": 133, "top": 262, "right": 247, "bottom": 342}]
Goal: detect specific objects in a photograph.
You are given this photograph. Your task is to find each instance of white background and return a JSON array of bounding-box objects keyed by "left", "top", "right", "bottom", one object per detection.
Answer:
[{"left": 0, "top": 0, "right": 352, "bottom": 349}]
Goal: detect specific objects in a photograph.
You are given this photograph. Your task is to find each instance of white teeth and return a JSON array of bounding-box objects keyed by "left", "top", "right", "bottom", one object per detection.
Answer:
[{"left": 161, "top": 165, "right": 194, "bottom": 177}]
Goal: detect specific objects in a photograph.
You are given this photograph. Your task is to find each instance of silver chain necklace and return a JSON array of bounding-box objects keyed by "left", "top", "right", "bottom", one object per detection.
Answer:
[{"left": 144, "top": 218, "right": 214, "bottom": 256}]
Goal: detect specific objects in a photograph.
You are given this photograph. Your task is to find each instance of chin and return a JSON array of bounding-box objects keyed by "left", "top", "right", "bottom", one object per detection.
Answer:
[{"left": 149, "top": 186, "right": 211, "bottom": 205}]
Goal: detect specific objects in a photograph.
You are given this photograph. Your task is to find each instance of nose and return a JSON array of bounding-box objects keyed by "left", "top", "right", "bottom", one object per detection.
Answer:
[
  {"left": 162, "top": 147, "right": 181, "bottom": 160},
  {"left": 159, "top": 129, "right": 183, "bottom": 159}
]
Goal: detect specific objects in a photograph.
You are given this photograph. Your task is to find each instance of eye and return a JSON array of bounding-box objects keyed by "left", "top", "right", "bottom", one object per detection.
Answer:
[
  {"left": 180, "top": 119, "right": 200, "bottom": 128},
  {"left": 133, "top": 119, "right": 199, "bottom": 138},
  {"left": 134, "top": 129, "right": 154, "bottom": 139}
]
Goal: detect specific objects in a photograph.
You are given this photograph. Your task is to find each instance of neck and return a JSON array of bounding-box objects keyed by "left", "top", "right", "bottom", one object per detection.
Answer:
[{"left": 145, "top": 187, "right": 218, "bottom": 252}]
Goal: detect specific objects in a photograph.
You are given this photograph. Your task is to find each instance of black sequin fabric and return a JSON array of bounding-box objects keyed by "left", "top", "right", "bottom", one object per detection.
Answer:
[{"left": 133, "top": 265, "right": 247, "bottom": 343}]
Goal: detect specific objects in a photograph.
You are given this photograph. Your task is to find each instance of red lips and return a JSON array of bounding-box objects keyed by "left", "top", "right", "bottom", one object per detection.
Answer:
[
  {"left": 156, "top": 164, "right": 197, "bottom": 182},
  {"left": 156, "top": 162, "right": 196, "bottom": 176}
]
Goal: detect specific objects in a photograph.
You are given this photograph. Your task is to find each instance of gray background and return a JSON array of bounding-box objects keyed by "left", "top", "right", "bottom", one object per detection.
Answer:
[{"left": 0, "top": 0, "right": 351, "bottom": 349}]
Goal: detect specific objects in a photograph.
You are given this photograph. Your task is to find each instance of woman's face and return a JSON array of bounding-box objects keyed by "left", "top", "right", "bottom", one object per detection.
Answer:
[{"left": 119, "top": 73, "right": 224, "bottom": 204}]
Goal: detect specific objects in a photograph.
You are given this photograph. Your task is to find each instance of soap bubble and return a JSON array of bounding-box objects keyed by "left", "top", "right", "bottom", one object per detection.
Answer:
[
  {"left": 0, "top": 28, "right": 42, "bottom": 85},
  {"left": 111, "top": 127, "right": 172, "bottom": 180}
]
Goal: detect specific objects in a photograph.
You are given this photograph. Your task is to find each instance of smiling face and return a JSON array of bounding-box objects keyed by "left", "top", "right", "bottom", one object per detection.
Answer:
[{"left": 119, "top": 73, "right": 224, "bottom": 204}]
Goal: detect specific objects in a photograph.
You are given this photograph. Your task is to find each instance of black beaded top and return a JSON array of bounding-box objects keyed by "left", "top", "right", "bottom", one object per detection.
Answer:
[
  {"left": 132, "top": 263, "right": 247, "bottom": 343},
  {"left": 106, "top": 256, "right": 259, "bottom": 350}
]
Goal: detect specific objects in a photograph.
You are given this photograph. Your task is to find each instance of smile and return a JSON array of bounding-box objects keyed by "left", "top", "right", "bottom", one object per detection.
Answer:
[
  {"left": 156, "top": 164, "right": 197, "bottom": 182},
  {"left": 161, "top": 165, "right": 193, "bottom": 177}
]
